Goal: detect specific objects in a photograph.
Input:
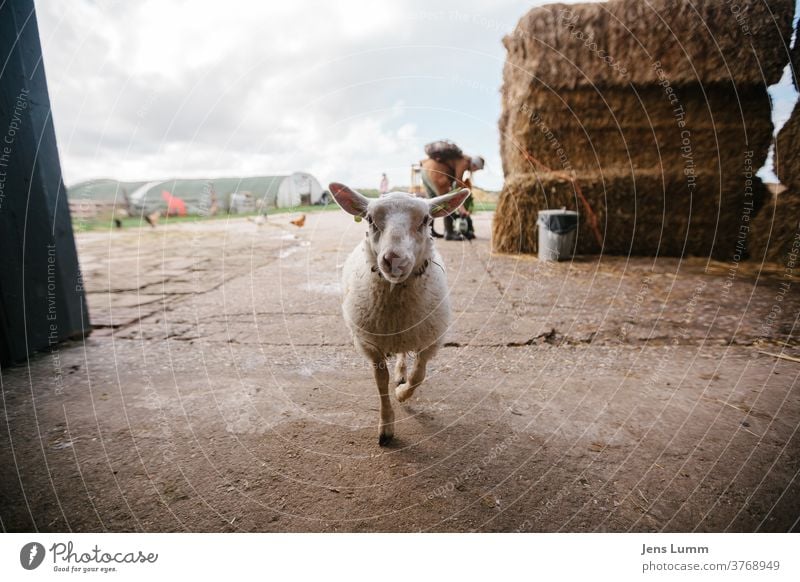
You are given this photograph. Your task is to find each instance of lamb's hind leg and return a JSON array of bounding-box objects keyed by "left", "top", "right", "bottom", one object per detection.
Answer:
[
  {"left": 396, "top": 344, "right": 439, "bottom": 403},
  {"left": 368, "top": 353, "right": 394, "bottom": 446},
  {"left": 394, "top": 352, "right": 407, "bottom": 385}
]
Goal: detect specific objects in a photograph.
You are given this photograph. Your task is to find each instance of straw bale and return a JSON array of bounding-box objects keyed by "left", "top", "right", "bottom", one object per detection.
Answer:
[
  {"left": 500, "top": 84, "right": 774, "bottom": 177},
  {"left": 502, "top": 0, "right": 793, "bottom": 89},
  {"left": 748, "top": 188, "right": 800, "bottom": 266},
  {"left": 492, "top": 169, "right": 765, "bottom": 259},
  {"left": 774, "top": 101, "right": 800, "bottom": 190}
]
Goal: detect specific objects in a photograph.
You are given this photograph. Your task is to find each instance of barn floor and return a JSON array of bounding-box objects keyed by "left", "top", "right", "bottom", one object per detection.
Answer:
[{"left": 1, "top": 210, "right": 798, "bottom": 532}]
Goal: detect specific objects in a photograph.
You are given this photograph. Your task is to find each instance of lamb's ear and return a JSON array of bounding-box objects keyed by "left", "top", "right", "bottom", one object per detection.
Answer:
[
  {"left": 429, "top": 188, "right": 471, "bottom": 217},
  {"left": 329, "top": 183, "right": 370, "bottom": 217}
]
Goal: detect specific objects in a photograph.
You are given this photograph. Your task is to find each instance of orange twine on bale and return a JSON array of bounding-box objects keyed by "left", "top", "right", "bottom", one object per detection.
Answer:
[{"left": 521, "top": 150, "right": 604, "bottom": 249}]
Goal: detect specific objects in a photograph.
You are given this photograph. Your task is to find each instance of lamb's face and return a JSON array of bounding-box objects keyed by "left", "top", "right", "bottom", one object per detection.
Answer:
[
  {"left": 329, "top": 183, "right": 471, "bottom": 284},
  {"left": 364, "top": 194, "right": 431, "bottom": 283}
]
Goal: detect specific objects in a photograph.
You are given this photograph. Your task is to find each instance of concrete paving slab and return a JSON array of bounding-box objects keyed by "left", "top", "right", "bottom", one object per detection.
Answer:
[{"left": 1, "top": 210, "right": 797, "bottom": 532}]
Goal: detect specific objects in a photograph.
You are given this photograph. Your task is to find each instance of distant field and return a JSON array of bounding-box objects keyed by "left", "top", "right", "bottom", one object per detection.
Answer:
[{"left": 72, "top": 199, "right": 497, "bottom": 233}]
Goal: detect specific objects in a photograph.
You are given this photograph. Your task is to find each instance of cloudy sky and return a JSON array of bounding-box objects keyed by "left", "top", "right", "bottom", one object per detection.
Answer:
[{"left": 35, "top": 0, "right": 798, "bottom": 191}]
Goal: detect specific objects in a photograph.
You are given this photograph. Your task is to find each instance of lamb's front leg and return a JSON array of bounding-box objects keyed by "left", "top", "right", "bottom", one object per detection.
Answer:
[
  {"left": 396, "top": 344, "right": 439, "bottom": 403},
  {"left": 371, "top": 355, "right": 394, "bottom": 446}
]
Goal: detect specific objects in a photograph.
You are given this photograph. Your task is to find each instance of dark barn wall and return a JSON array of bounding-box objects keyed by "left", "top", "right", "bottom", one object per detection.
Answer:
[{"left": 0, "top": 0, "right": 90, "bottom": 366}]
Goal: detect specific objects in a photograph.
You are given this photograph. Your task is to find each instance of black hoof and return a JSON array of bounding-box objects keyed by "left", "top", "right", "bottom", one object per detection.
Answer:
[{"left": 378, "top": 434, "right": 393, "bottom": 446}]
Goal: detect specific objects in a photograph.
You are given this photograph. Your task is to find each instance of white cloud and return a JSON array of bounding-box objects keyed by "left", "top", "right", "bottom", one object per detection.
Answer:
[
  {"left": 36, "top": 0, "right": 536, "bottom": 190},
  {"left": 35, "top": 0, "right": 795, "bottom": 191}
]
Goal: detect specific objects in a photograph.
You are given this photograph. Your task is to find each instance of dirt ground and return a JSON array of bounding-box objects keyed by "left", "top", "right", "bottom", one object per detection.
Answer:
[{"left": 1, "top": 210, "right": 798, "bottom": 532}]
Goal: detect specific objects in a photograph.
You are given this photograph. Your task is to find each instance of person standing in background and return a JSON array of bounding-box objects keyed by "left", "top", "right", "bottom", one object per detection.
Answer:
[
  {"left": 420, "top": 141, "right": 484, "bottom": 240},
  {"left": 379, "top": 173, "right": 389, "bottom": 196}
]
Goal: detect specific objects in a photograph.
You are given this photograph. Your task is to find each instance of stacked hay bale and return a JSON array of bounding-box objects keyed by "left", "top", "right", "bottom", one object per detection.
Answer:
[
  {"left": 497, "top": 170, "right": 767, "bottom": 257},
  {"left": 748, "top": 185, "right": 800, "bottom": 266},
  {"left": 753, "top": 19, "right": 800, "bottom": 267},
  {"left": 774, "top": 19, "right": 800, "bottom": 192},
  {"left": 774, "top": 101, "right": 800, "bottom": 191},
  {"left": 494, "top": 0, "right": 793, "bottom": 258}
]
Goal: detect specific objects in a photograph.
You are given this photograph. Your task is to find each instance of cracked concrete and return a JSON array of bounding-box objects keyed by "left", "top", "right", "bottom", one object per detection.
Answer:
[{"left": 1, "top": 211, "right": 798, "bottom": 532}]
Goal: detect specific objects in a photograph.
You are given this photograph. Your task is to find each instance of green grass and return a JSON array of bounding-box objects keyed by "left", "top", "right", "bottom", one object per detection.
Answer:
[
  {"left": 355, "top": 188, "right": 381, "bottom": 198},
  {"left": 473, "top": 201, "right": 497, "bottom": 212}
]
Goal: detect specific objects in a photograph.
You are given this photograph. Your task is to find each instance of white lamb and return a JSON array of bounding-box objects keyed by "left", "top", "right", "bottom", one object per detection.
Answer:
[{"left": 329, "top": 183, "right": 471, "bottom": 446}]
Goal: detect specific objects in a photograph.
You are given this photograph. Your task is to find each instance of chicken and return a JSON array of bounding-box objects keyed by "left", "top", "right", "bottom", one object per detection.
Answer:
[
  {"left": 144, "top": 211, "right": 160, "bottom": 227},
  {"left": 290, "top": 214, "right": 306, "bottom": 228}
]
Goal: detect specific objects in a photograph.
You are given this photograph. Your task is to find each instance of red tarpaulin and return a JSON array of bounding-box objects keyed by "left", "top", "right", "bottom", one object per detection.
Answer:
[{"left": 161, "top": 190, "right": 187, "bottom": 216}]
